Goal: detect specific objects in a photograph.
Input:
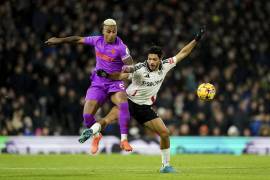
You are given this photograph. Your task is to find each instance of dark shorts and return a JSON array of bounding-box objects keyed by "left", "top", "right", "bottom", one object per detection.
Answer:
[{"left": 128, "top": 99, "right": 158, "bottom": 125}]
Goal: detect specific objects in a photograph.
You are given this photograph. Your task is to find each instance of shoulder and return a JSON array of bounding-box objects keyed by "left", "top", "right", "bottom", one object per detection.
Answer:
[
  {"left": 95, "top": 36, "right": 104, "bottom": 42},
  {"left": 116, "top": 36, "right": 124, "bottom": 44},
  {"left": 85, "top": 35, "right": 102, "bottom": 39},
  {"left": 116, "top": 37, "right": 128, "bottom": 48},
  {"left": 134, "top": 62, "right": 146, "bottom": 71},
  {"left": 84, "top": 35, "right": 103, "bottom": 43},
  {"left": 160, "top": 57, "right": 176, "bottom": 72},
  {"left": 93, "top": 35, "right": 103, "bottom": 38},
  {"left": 162, "top": 57, "right": 175, "bottom": 65}
]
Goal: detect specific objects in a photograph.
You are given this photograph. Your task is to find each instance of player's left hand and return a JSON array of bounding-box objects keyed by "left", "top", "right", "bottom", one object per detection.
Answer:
[
  {"left": 195, "top": 26, "right": 206, "bottom": 42},
  {"left": 45, "top": 37, "right": 60, "bottom": 45},
  {"left": 96, "top": 69, "right": 109, "bottom": 78}
]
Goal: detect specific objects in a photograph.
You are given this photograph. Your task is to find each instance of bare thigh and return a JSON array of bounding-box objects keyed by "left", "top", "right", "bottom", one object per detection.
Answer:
[
  {"left": 110, "top": 91, "right": 128, "bottom": 106},
  {"left": 83, "top": 100, "right": 100, "bottom": 115},
  {"left": 144, "top": 118, "right": 169, "bottom": 135}
]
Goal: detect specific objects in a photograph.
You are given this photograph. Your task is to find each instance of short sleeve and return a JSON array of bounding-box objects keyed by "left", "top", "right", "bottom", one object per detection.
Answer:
[
  {"left": 162, "top": 57, "right": 177, "bottom": 72},
  {"left": 83, "top": 36, "right": 99, "bottom": 46},
  {"left": 134, "top": 63, "right": 145, "bottom": 72},
  {"left": 119, "top": 44, "right": 131, "bottom": 61}
]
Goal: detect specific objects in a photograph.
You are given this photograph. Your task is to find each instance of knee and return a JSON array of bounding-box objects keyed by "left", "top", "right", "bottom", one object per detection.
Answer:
[{"left": 159, "top": 128, "right": 170, "bottom": 138}]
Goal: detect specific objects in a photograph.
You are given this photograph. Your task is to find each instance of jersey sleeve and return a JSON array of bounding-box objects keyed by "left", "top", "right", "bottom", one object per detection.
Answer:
[
  {"left": 129, "top": 63, "right": 143, "bottom": 81},
  {"left": 83, "top": 36, "right": 99, "bottom": 46},
  {"left": 119, "top": 43, "right": 131, "bottom": 61},
  {"left": 162, "top": 57, "right": 177, "bottom": 72},
  {"left": 134, "top": 62, "right": 145, "bottom": 72}
]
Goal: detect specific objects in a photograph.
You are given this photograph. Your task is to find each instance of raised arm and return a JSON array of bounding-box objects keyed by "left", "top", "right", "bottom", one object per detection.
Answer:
[
  {"left": 45, "top": 36, "right": 85, "bottom": 45},
  {"left": 174, "top": 40, "right": 197, "bottom": 63},
  {"left": 174, "top": 26, "right": 206, "bottom": 63}
]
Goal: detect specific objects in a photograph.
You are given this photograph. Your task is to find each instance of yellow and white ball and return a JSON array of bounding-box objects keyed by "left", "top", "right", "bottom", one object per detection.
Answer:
[{"left": 197, "top": 83, "right": 216, "bottom": 100}]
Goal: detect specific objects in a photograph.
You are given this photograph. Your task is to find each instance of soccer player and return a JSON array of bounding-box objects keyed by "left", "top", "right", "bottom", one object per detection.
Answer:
[
  {"left": 45, "top": 19, "right": 133, "bottom": 151},
  {"left": 93, "top": 27, "right": 205, "bottom": 173}
]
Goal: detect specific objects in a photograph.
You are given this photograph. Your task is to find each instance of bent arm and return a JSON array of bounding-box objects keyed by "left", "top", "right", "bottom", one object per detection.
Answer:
[
  {"left": 108, "top": 72, "right": 130, "bottom": 80},
  {"left": 45, "top": 36, "right": 85, "bottom": 45}
]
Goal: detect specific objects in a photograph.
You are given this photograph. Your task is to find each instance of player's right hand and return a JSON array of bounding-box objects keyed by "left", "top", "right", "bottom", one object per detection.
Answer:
[
  {"left": 45, "top": 37, "right": 60, "bottom": 45},
  {"left": 96, "top": 69, "right": 109, "bottom": 78}
]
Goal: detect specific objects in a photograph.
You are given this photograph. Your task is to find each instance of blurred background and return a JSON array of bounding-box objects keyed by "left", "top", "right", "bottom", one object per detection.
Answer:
[{"left": 0, "top": 0, "right": 269, "bottom": 139}]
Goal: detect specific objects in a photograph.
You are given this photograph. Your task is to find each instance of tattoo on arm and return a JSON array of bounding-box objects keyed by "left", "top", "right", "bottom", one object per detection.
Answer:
[{"left": 122, "top": 56, "right": 133, "bottom": 65}]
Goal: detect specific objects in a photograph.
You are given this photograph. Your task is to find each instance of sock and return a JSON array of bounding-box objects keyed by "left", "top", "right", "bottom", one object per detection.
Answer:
[
  {"left": 161, "top": 148, "right": 170, "bottom": 167},
  {"left": 90, "top": 123, "right": 101, "bottom": 134},
  {"left": 119, "top": 102, "right": 130, "bottom": 135},
  {"left": 83, "top": 114, "right": 96, "bottom": 128},
  {"left": 121, "top": 134, "right": 128, "bottom": 141}
]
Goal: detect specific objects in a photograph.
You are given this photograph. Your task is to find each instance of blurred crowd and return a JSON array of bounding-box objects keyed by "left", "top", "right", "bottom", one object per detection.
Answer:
[{"left": 0, "top": 0, "right": 269, "bottom": 137}]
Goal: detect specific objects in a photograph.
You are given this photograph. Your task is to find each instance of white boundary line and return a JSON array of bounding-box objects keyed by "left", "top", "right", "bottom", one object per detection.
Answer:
[{"left": 0, "top": 167, "right": 269, "bottom": 170}]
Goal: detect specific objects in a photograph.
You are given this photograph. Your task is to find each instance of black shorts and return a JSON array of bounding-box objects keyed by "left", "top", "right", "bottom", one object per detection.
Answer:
[{"left": 128, "top": 99, "right": 158, "bottom": 125}]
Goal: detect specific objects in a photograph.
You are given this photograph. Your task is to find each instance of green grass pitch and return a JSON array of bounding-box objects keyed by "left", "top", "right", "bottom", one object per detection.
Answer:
[{"left": 0, "top": 154, "right": 270, "bottom": 180}]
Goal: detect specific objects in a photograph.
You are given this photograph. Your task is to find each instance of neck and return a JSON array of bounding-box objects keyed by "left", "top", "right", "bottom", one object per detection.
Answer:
[{"left": 104, "top": 37, "right": 117, "bottom": 44}]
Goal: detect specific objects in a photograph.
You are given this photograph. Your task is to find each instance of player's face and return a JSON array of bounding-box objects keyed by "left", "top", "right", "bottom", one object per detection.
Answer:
[
  {"left": 147, "top": 54, "right": 161, "bottom": 71},
  {"left": 103, "top": 25, "right": 117, "bottom": 43}
]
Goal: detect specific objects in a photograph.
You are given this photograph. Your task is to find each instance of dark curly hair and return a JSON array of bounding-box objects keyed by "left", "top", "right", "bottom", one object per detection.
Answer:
[{"left": 147, "top": 46, "right": 163, "bottom": 59}]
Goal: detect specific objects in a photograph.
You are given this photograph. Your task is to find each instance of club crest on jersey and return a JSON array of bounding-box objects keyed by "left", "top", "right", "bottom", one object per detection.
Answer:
[{"left": 111, "top": 49, "right": 116, "bottom": 54}]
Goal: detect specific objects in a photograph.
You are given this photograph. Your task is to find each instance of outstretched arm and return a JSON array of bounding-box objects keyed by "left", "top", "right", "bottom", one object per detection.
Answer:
[
  {"left": 174, "top": 26, "right": 206, "bottom": 63},
  {"left": 174, "top": 39, "right": 197, "bottom": 63},
  {"left": 45, "top": 36, "right": 85, "bottom": 45}
]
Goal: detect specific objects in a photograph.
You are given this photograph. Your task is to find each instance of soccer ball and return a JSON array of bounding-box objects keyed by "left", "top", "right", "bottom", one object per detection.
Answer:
[{"left": 197, "top": 83, "right": 216, "bottom": 100}]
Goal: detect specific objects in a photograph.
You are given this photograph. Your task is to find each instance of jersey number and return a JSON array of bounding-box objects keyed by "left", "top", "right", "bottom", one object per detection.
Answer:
[{"left": 119, "top": 83, "right": 125, "bottom": 90}]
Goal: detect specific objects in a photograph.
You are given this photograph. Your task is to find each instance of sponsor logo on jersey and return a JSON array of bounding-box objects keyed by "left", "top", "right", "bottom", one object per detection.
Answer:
[
  {"left": 141, "top": 79, "right": 163, "bottom": 86},
  {"left": 96, "top": 51, "right": 115, "bottom": 62}
]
